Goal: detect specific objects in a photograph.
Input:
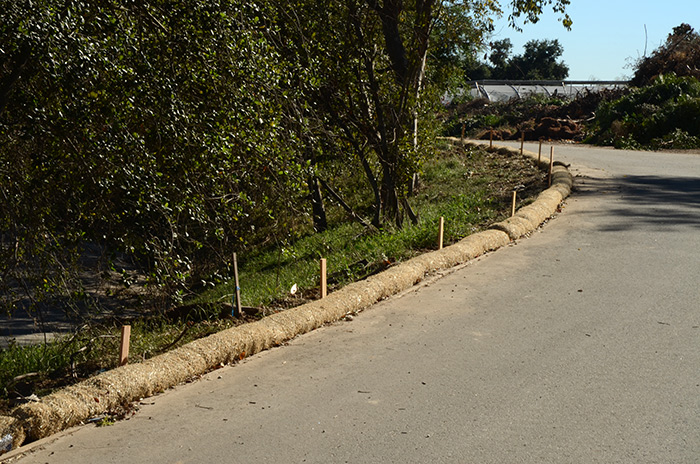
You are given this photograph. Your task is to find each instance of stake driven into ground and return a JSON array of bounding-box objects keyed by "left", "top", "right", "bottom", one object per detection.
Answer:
[
  {"left": 0, "top": 142, "right": 548, "bottom": 418},
  {"left": 6, "top": 143, "right": 698, "bottom": 463}
]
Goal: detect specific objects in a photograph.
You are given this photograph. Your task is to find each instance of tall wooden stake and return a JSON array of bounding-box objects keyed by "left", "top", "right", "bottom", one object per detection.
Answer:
[
  {"left": 511, "top": 191, "right": 517, "bottom": 217},
  {"left": 538, "top": 140, "right": 542, "bottom": 165},
  {"left": 461, "top": 123, "right": 465, "bottom": 146},
  {"left": 232, "top": 252, "right": 241, "bottom": 317},
  {"left": 489, "top": 130, "right": 493, "bottom": 149},
  {"left": 119, "top": 325, "right": 131, "bottom": 366},
  {"left": 548, "top": 146, "right": 554, "bottom": 187},
  {"left": 320, "top": 258, "right": 327, "bottom": 298},
  {"left": 520, "top": 132, "right": 525, "bottom": 155},
  {"left": 438, "top": 216, "right": 445, "bottom": 250}
]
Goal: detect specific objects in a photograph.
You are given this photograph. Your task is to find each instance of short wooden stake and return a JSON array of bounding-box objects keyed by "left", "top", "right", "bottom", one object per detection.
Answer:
[
  {"left": 511, "top": 191, "right": 517, "bottom": 217},
  {"left": 520, "top": 132, "right": 525, "bottom": 155},
  {"left": 320, "top": 258, "right": 327, "bottom": 298},
  {"left": 538, "top": 140, "right": 542, "bottom": 165},
  {"left": 489, "top": 130, "right": 493, "bottom": 148},
  {"left": 119, "top": 325, "right": 131, "bottom": 366},
  {"left": 438, "top": 216, "right": 445, "bottom": 250},
  {"left": 232, "top": 252, "right": 242, "bottom": 317},
  {"left": 548, "top": 146, "right": 554, "bottom": 187},
  {"left": 460, "top": 123, "right": 465, "bottom": 146}
]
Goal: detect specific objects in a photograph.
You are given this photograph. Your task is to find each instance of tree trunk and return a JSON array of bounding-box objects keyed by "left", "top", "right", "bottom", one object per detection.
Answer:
[
  {"left": 368, "top": 0, "right": 435, "bottom": 229},
  {"left": 308, "top": 176, "right": 327, "bottom": 233},
  {"left": 380, "top": 162, "right": 401, "bottom": 227}
]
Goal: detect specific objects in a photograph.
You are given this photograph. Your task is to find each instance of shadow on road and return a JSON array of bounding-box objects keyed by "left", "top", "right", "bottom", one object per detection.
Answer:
[{"left": 573, "top": 173, "right": 700, "bottom": 231}]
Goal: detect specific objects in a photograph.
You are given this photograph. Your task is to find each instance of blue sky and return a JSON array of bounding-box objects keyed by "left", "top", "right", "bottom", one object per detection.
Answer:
[{"left": 489, "top": 0, "right": 700, "bottom": 81}]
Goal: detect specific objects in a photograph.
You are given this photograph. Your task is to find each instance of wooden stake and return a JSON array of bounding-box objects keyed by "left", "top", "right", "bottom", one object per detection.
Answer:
[
  {"left": 232, "top": 252, "right": 242, "bottom": 317},
  {"left": 460, "top": 123, "right": 465, "bottom": 146},
  {"left": 320, "top": 258, "right": 327, "bottom": 299},
  {"left": 511, "top": 191, "right": 517, "bottom": 217},
  {"left": 520, "top": 132, "right": 524, "bottom": 155},
  {"left": 438, "top": 216, "right": 445, "bottom": 250},
  {"left": 548, "top": 146, "right": 554, "bottom": 187},
  {"left": 538, "top": 140, "right": 542, "bottom": 165},
  {"left": 489, "top": 130, "right": 493, "bottom": 149},
  {"left": 119, "top": 325, "right": 131, "bottom": 366}
]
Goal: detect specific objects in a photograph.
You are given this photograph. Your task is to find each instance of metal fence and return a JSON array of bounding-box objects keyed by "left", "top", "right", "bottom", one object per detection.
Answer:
[{"left": 444, "top": 80, "right": 629, "bottom": 103}]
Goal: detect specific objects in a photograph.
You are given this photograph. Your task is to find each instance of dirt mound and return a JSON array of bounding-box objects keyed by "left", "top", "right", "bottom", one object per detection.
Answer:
[{"left": 530, "top": 117, "right": 581, "bottom": 140}]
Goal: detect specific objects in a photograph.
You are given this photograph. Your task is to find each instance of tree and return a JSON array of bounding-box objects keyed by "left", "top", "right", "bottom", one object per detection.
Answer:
[
  {"left": 264, "top": 0, "right": 435, "bottom": 228},
  {"left": 429, "top": 3, "right": 496, "bottom": 83},
  {"left": 486, "top": 38, "right": 568, "bottom": 80},
  {"left": 508, "top": 39, "right": 569, "bottom": 79},
  {"left": 489, "top": 39, "right": 514, "bottom": 78},
  {"left": 372, "top": 0, "right": 573, "bottom": 225},
  {"left": 268, "top": 1, "right": 573, "bottom": 228},
  {"left": 1, "top": 0, "right": 575, "bottom": 317}
]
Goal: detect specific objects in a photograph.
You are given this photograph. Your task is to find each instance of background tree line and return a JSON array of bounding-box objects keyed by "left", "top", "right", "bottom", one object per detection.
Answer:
[
  {"left": 464, "top": 38, "right": 569, "bottom": 80},
  {"left": 0, "top": 0, "right": 571, "bottom": 318}
]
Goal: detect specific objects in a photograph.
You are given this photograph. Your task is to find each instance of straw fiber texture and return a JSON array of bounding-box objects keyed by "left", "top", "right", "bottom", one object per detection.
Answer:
[{"left": 0, "top": 416, "right": 25, "bottom": 452}]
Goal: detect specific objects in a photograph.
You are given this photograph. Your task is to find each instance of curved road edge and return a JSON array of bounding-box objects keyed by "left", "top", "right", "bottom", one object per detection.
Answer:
[{"left": 0, "top": 140, "right": 573, "bottom": 456}]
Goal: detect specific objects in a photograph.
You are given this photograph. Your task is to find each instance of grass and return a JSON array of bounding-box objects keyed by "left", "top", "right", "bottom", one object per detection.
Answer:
[
  {"left": 195, "top": 145, "right": 544, "bottom": 309},
  {"left": 0, "top": 316, "right": 243, "bottom": 412},
  {"left": 0, "top": 143, "right": 546, "bottom": 414}
]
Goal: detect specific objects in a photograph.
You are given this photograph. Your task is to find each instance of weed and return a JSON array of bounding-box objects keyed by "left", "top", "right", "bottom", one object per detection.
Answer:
[{"left": 95, "top": 416, "right": 115, "bottom": 427}]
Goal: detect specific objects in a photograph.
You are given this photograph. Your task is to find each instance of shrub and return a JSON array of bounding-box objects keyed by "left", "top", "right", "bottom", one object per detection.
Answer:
[{"left": 590, "top": 74, "right": 700, "bottom": 149}]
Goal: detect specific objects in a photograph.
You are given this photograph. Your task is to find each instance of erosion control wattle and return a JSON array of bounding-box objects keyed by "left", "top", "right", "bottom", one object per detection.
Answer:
[{"left": 1, "top": 140, "right": 573, "bottom": 456}]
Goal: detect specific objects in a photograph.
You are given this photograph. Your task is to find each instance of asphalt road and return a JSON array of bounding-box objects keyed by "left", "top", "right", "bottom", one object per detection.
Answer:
[{"left": 7, "top": 144, "right": 699, "bottom": 463}]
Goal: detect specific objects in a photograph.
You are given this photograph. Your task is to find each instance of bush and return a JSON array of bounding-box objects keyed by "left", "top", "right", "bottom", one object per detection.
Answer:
[
  {"left": 590, "top": 74, "right": 700, "bottom": 149},
  {"left": 0, "top": 0, "right": 308, "bottom": 319}
]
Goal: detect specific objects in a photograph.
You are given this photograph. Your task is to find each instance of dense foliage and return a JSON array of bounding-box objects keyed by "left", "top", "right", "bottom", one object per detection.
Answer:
[
  {"left": 589, "top": 74, "right": 700, "bottom": 149},
  {"left": 1, "top": 0, "right": 303, "bottom": 317},
  {"left": 0, "top": 0, "right": 572, "bottom": 323}
]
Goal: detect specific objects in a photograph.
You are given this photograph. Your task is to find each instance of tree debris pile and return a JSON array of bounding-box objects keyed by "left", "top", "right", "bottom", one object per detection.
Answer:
[
  {"left": 631, "top": 23, "right": 700, "bottom": 87},
  {"left": 443, "top": 88, "right": 628, "bottom": 142}
]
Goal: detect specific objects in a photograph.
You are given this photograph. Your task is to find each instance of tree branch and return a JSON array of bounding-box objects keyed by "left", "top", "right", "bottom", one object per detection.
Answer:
[{"left": 317, "top": 177, "right": 375, "bottom": 230}]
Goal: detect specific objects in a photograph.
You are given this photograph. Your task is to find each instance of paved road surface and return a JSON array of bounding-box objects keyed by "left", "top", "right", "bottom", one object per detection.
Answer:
[{"left": 7, "top": 144, "right": 699, "bottom": 463}]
